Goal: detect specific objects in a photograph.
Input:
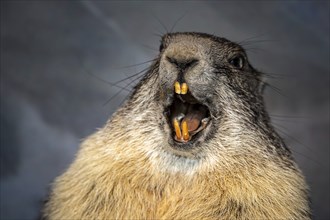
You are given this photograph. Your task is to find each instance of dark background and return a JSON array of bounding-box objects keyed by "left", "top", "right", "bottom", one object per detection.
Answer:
[{"left": 1, "top": 1, "right": 329, "bottom": 219}]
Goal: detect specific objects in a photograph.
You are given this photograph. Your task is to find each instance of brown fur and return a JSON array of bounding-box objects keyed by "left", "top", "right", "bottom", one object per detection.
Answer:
[{"left": 43, "top": 32, "right": 310, "bottom": 219}]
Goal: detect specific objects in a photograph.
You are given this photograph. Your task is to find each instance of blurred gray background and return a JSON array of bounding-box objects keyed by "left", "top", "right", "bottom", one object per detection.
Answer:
[{"left": 1, "top": 1, "right": 329, "bottom": 219}]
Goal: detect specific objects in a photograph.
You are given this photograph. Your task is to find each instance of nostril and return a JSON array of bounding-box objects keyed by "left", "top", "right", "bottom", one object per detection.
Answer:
[{"left": 166, "top": 56, "right": 198, "bottom": 71}]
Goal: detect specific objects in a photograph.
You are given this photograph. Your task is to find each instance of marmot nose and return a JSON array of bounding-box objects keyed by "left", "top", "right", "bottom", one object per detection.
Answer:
[{"left": 166, "top": 56, "right": 198, "bottom": 72}]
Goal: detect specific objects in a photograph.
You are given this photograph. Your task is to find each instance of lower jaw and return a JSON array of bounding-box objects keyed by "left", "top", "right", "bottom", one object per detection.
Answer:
[
  {"left": 171, "top": 132, "right": 203, "bottom": 148},
  {"left": 165, "top": 124, "right": 212, "bottom": 158},
  {"left": 165, "top": 142, "right": 202, "bottom": 158}
]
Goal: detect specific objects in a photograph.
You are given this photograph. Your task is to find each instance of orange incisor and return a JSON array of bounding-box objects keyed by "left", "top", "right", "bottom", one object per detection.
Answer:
[
  {"left": 181, "top": 121, "right": 190, "bottom": 141},
  {"left": 181, "top": 83, "right": 188, "bottom": 94},
  {"left": 174, "top": 82, "right": 181, "bottom": 94},
  {"left": 173, "top": 118, "right": 182, "bottom": 139}
]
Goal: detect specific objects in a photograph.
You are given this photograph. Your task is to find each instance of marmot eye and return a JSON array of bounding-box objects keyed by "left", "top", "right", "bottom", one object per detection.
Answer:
[
  {"left": 229, "top": 55, "right": 244, "bottom": 69},
  {"left": 159, "top": 43, "right": 164, "bottom": 52}
]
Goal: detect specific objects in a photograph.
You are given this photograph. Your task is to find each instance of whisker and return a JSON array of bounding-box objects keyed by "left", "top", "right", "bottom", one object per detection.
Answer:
[
  {"left": 127, "top": 74, "right": 145, "bottom": 87},
  {"left": 237, "top": 34, "right": 276, "bottom": 47},
  {"left": 151, "top": 13, "right": 169, "bottom": 34},
  {"left": 270, "top": 118, "right": 308, "bottom": 123},
  {"left": 272, "top": 123, "right": 323, "bottom": 167},
  {"left": 270, "top": 114, "right": 310, "bottom": 119},
  {"left": 74, "top": 52, "right": 131, "bottom": 91},
  {"left": 244, "top": 47, "right": 266, "bottom": 53},
  {"left": 85, "top": 70, "right": 130, "bottom": 92},
  {"left": 117, "top": 81, "right": 141, "bottom": 108},
  {"left": 263, "top": 82, "right": 291, "bottom": 100},
  {"left": 237, "top": 33, "right": 268, "bottom": 43},
  {"left": 262, "top": 74, "right": 286, "bottom": 80},
  {"left": 103, "top": 73, "right": 146, "bottom": 106},
  {"left": 123, "top": 70, "right": 145, "bottom": 87},
  {"left": 112, "top": 66, "right": 150, "bottom": 85},
  {"left": 114, "top": 58, "right": 156, "bottom": 69},
  {"left": 141, "top": 44, "right": 159, "bottom": 52},
  {"left": 102, "top": 87, "right": 127, "bottom": 107},
  {"left": 264, "top": 72, "right": 295, "bottom": 78},
  {"left": 288, "top": 147, "right": 322, "bottom": 167},
  {"left": 273, "top": 122, "right": 316, "bottom": 155},
  {"left": 239, "top": 39, "right": 276, "bottom": 46},
  {"left": 170, "top": 12, "right": 187, "bottom": 33},
  {"left": 152, "top": 32, "right": 164, "bottom": 39},
  {"left": 244, "top": 49, "right": 261, "bottom": 54}
]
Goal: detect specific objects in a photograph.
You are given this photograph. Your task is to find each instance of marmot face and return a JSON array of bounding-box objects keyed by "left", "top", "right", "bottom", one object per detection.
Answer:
[
  {"left": 43, "top": 32, "right": 310, "bottom": 219},
  {"left": 153, "top": 32, "right": 266, "bottom": 157}
]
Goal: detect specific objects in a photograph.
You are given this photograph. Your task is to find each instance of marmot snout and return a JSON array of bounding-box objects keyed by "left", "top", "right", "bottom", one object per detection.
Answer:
[{"left": 43, "top": 32, "right": 311, "bottom": 219}]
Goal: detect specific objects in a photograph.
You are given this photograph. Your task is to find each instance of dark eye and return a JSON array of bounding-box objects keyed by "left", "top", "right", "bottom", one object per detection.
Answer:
[
  {"left": 229, "top": 55, "right": 244, "bottom": 69},
  {"left": 159, "top": 42, "right": 164, "bottom": 52}
]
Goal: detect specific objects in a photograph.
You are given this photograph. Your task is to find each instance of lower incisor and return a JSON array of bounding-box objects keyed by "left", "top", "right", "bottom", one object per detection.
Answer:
[{"left": 181, "top": 121, "right": 190, "bottom": 141}]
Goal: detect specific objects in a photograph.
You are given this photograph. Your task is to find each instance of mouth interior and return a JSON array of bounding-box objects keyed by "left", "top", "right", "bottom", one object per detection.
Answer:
[{"left": 166, "top": 91, "right": 210, "bottom": 143}]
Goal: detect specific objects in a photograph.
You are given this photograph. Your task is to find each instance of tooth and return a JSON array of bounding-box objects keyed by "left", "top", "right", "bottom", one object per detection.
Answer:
[
  {"left": 190, "top": 117, "right": 210, "bottom": 135},
  {"left": 201, "top": 118, "right": 210, "bottom": 129},
  {"left": 176, "top": 113, "right": 185, "bottom": 122},
  {"left": 174, "top": 81, "right": 181, "bottom": 94},
  {"left": 181, "top": 83, "right": 188, "bottom": 95},
  {"left": 173, "top": 118, "right": 182, "bottom": 139},
  {"left": 181, "top": 121, "right": 190, "bottom": 141}
]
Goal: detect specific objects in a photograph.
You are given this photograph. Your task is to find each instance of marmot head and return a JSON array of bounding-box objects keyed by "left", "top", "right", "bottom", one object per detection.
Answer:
[{"left": 124, "top": 32, "right": 284, "bottom": 163}]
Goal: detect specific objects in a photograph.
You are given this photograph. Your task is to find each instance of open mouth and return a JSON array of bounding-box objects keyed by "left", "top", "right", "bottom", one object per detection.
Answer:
[{"left": 165, "top": 82, "right": 211, "bottom": 144}]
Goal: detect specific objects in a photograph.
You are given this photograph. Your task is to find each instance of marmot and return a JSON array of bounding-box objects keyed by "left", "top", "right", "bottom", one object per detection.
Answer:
[{"left": 43, "top": 32, "right": 310, "bottom": 219}]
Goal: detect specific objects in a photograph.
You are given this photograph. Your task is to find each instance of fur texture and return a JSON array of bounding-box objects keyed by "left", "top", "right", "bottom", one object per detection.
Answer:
[{"left": 43, "top": 32, "right": 310, "bottom": 219}]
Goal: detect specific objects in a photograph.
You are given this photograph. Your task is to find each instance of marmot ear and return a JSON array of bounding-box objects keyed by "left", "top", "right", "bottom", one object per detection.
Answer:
[{"left": 160, "top": 34, "right": 172, "bottom": 52}]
